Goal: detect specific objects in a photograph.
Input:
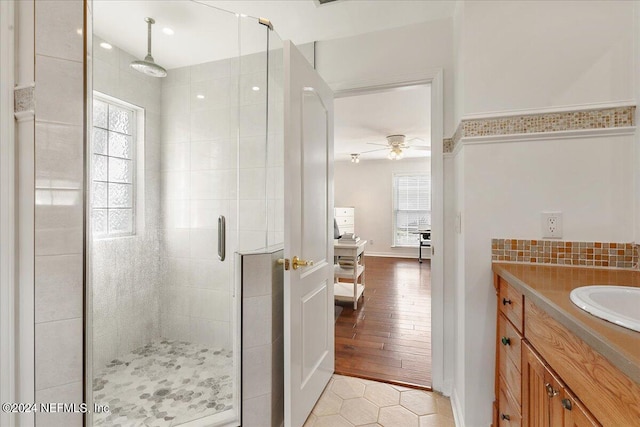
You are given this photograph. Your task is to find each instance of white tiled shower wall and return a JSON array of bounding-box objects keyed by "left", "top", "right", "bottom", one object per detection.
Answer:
[
  {"left": 159, "top": 37, "right": 285, "bottom": 347},
  {"left": 91, "top": 35, "right": 164, "bottom": 371},
  {"left": 241, "top": 249, "right": 284, "bottom": 427},
  {"left": 159, "top": 56, "right": 240, "bottom": 349},
  {"left": 33, "top": 1, "right": 84, "bottom": 426}
]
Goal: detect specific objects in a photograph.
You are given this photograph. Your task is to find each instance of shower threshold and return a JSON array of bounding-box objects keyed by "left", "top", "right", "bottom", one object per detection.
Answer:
[{"left": 92, "top": 340, "right": 234, "bottom": 426}]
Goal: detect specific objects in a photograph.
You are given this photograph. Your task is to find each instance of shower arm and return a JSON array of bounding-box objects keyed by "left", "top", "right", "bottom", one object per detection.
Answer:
[{"left": 145, "top": 17, "right": 154, "bottom": 61}]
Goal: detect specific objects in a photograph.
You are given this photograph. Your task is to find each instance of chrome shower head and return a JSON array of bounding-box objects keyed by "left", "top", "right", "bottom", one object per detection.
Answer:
[{"left": 130, "top": 17, "right": 167, "bottom": 78}]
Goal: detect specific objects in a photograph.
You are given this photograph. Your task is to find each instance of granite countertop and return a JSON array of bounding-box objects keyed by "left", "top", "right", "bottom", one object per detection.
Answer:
[{"left": 492, "top": 262, "right": 640, "bottom": 385}]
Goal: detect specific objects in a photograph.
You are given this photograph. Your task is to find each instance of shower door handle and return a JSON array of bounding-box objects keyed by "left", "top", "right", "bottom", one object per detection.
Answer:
[{"left": 218, "top": 215, "right": 226, "bottom": 261}]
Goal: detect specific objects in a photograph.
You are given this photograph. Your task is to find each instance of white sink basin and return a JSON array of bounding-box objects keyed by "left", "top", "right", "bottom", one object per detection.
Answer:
[{"left": 570, "top": 286, "right": 640, "bottom": 332}]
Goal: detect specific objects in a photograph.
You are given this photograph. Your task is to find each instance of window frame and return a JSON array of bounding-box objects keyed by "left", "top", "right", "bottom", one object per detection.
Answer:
[
  {"left": 391, "top": 173, "right": 431, "bottom": 248},
  {"left": 91, "top": 92, "right": 145, "bottom": 239}
]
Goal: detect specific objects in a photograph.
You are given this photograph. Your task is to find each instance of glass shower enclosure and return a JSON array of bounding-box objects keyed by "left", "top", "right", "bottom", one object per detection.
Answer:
[{"left": 85, "top": 1, "right": 284, "bottom": 425}]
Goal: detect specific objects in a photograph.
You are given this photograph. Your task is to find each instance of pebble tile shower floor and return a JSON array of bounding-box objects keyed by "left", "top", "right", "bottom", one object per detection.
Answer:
[{"left": 93, "top": 340, "right": 233, "bottom": 426}]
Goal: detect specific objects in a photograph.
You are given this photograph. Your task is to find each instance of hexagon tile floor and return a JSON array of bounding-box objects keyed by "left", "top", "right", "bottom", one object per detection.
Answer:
[{"left": 304, "top": 375, "right": 455, "bottom": 427}]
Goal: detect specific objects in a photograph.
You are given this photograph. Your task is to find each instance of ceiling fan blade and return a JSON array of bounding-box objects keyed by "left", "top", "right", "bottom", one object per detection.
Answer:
[
  {"left": 411, "top": 146, "right": 431, "bottom": 151},
  {"left": 365, "top": 142, "right": 389, "bottom": 147},
  {"left": 407, "top": 137, "right": 425, "bottom": 144},
  {"left": 361, "top": 147, "right": 388, "bottom": 153}
]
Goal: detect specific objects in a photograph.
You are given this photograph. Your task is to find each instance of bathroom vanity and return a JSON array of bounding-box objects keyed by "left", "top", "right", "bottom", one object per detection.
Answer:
[{"left": 491, "top": 263, "right": 640, "bottom": 426}]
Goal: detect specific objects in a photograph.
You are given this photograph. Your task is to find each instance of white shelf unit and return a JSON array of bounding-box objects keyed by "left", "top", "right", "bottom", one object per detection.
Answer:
[
  {"left": 334, "top": 239, "right": 366, "bottom": 309},
  {"left": 334, "top": 207, "right": 354, "bottom": 235}
]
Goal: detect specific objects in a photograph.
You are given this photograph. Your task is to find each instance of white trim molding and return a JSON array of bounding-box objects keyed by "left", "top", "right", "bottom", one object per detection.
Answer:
[
  {"left": 460, "top": 126, "right": 635, "bottom": 146},
  {"left": 450, "top": 389, "right": 465, "bottom": 427},
  {"left": 14, "top": 0, "right": 35, "bottom": 424},
  {"left": 450, "top": 126, "right": 636, "bottom": 159},
  {"left": 446, "top": 104, "right": 636, "bottom": 154},
  {"left": 332, "top": 67, "right": 448, "bottom": 394},
  {"left": 0, "top": 2, "right": 16, "bottom": 426},
  {"left": 365, "top": 251, "right": 429, "bottom": 260}
]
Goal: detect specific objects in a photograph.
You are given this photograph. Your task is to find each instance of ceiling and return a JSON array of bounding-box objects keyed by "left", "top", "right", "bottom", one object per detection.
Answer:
[
  {"left": 334, "top": 85, "right": 431, "bottom": 161},
  {"left": 93, "top": 1, "right": 436, "bottom": 161},
  {"left": 93, "top": 0, "right": 455, "bottom": 69}
]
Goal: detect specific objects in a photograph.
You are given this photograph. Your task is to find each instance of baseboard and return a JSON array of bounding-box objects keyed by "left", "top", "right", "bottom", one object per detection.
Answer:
[
  {"left": 441, "top": 378, "right": 453, "bottom": 397},
  {"left": 451, "top": 389, "right": 465, "bottom": 427},
  {"left": 365, "top": 251, "right": 431, "bottom": 260}
]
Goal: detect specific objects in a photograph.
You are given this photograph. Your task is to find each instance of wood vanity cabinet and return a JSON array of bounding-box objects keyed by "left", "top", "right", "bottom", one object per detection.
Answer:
[
  {"left": 495, "top": 277, "right": 524, "bottom": 426},
  {"left": 493, "top": 275, "right": 601, "bottom": 427},
  {"left": 522, "top": 342, "right": 599, "bottom": 427}
]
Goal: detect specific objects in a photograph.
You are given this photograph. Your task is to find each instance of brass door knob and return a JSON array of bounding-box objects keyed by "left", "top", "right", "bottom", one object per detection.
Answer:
[
  {"left": 277, "top": 258, "right": 290, "bottom": 270},
  {"left": 292, "top": 256, "right": 314, "bottom": 270}
]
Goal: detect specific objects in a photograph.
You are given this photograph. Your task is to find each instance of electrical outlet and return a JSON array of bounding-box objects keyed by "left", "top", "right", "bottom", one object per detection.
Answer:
[{"left": 541, "top": 212, "right": 563, "bottom": 239}]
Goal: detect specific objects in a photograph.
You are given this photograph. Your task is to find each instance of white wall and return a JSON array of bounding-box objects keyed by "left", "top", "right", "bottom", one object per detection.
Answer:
[
  {"left": 451, "top": 149, "right": 465, "bottom": 424},
  {"left": 460, "top": 0, "right": 634, "bottom": 116},
  {"left": 452, "top": 1, "right": 636, "bottom": 425},
  {"left": 334, "top": 157, "right": 431, "bottom": 258},
  {"left": 458, "top": 135, "right": 634, "bottom": 425},
  {"left": 316, "top": 18, "right": 454, "bottom": 136}
]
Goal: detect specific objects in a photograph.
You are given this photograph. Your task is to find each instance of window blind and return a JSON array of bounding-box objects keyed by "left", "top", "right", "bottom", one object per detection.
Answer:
[{"left": 393, "top": 174, "right": 431, "bottom": 246}]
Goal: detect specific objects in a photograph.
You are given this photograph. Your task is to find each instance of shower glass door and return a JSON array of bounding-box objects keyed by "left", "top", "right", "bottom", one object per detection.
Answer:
[{"left": 86, "top": 2, "right": 276, "bottom": 426}]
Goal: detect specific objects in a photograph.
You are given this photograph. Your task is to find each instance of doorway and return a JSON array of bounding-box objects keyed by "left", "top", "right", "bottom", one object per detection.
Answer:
[{"left": 331, "top": 82, "right": 441, "bottom": 390}]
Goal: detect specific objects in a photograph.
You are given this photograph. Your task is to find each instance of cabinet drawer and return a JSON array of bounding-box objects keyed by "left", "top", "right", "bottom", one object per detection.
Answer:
[
  {"left": 498, "top": 313, "right": 522, "bottom": 373},
  {"left": 498, "top": 377, "right": 522, "bottom": 427},
  {"left": 499, "top": 278, "right": 524, "bottom": 333},
  {"left": 500, "top": 358, "right": 521, "bottom": 405},
  {"left": 336, "top": 216, "right": 354, "bottom": 226},
  {"left": 335, "top": 207, "right": 354, "bottom": 216},
  {"left": 498, "top": 314, "right": 522, "bottom": 405}
]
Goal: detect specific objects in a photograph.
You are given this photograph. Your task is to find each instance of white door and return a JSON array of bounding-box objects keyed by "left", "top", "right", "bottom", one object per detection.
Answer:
[{"left": 283, "top": 41, "right": 334, "bottom": 427}]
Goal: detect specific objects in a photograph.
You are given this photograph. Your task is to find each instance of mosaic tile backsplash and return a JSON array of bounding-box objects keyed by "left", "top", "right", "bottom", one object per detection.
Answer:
[
  {"left": 445, "top": 105, "right": 635, "bottom": 153},
  {"left": 492, "top": 239, "right": 639, "bottom": 269}
]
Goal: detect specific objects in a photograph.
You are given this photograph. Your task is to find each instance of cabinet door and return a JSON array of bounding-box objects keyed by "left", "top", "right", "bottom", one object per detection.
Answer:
[
  {"left": 561, "top": 389, "right": 600, "bottom": 427},
  {"left": 522, "top": 342, "right": 552, "bottom": 427},
  {"left": 523, "top": 342, "right": 600, "bottom": 427}
]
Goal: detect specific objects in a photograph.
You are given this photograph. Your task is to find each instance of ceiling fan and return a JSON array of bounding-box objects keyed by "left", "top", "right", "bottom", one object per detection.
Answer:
[{"left": 351, "top": 134, "right": 430, "bottom": 162}]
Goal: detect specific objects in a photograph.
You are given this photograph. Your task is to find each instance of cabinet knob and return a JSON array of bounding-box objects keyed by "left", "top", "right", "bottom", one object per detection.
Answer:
[
  {"left": 500, "top": 413, "right": 510, "bottom": 421},
  {"left": 561, "top": 398, "right": 572, "bottom": 410},
  {"left": 545, "top": 383, "right": 559, "bottom": 398},
  {"left": 501, "top": 336, "right": 511, "bottom": 346},
  {"left": 502, "top": 298, "right": 512, "bottom": 305}
]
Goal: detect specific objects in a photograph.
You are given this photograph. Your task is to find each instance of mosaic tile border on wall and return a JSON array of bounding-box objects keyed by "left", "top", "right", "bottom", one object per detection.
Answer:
[
  {"left": 444, "top": 105, "right": 636, "bottom": 153},
  {"left": 14, "top": 84, "right": 35, "bottom": 114},
  {"left": 491, "top": 239, "right": 639, "bottom": 269}
]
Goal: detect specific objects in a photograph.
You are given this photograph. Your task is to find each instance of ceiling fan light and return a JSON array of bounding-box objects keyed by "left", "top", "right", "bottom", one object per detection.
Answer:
[
  {"left": 387, "top": 145, "right": 403, "bottom": 160},
  {"left": 350, "top": 153, "right": 360, "bottom": 163}
]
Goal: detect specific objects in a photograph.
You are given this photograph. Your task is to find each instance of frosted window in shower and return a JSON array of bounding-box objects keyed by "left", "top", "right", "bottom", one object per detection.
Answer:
[{"left": 92, "top": 97, "right": 139, "bottom": 237}]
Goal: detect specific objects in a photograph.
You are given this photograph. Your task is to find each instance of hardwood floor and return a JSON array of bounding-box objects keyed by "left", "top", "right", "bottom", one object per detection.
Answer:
[{"left": 335, "top": 256, "right": 432, "bottom": 390}]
